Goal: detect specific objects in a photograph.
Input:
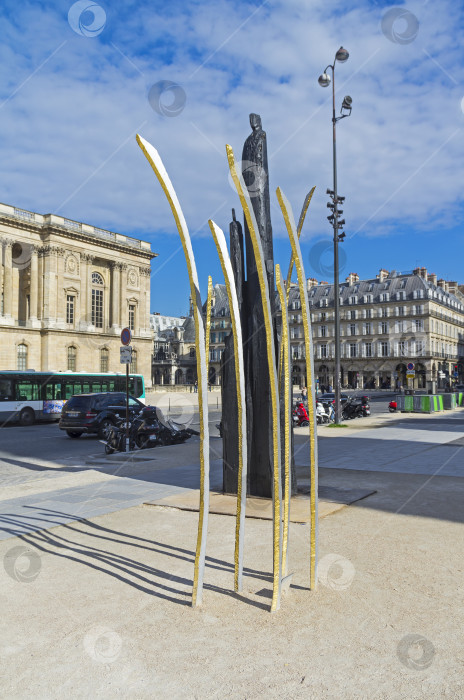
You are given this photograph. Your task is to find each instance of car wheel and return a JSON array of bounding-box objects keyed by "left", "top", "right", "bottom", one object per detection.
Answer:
[
  {"left": 66, "top": 430, "right": 83, "bottom": 438},
  {"left": 98, "top": 419, "right": 113, "bottom": 440},
  {"left": 19, "top": 408, "right": 35, "bottom": 427},
  {"left": 301, "top": 420, "right": 309, "bottom": 427}
]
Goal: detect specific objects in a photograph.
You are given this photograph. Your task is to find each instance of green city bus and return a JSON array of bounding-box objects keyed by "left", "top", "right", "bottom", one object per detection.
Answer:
[{"left": 0, "top": 371, "right": 146, "bottom": 426}]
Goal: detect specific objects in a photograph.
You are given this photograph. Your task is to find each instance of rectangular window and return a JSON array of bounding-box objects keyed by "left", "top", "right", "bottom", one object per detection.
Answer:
[
  {"left": 365, "top": 309, "right": 372, "bottom": 319},
  {"left": 382, "top": 307, "right": 389, "bottom": 317},
  {"left": 92, "top": 289, "right": 103, "bottom": 328},
  {"left": 189, "top": 347, "right": 195, "bottom": 358},
  {"left": 349, "top": 343, "right": 357, "bottom": 358},
  {"left": 66, "top": 295, "right": 75, "bottom": 325},
  {"left": 414, "top": 320, "right": 423, "bottom": 332},
  {"left": 365, "top": 342, "right": 372, "bottom": 358},
  {"left": 381, "top": 341, "right": 389, "bottom": 357},
  {"left": 398, "top": 341, "right": 407, "bottom": 356},
  {"left": 397, "top": 306, "right": 405, "bottom": 316},
  {"left": 381, "top": 321, "right": 388, "bottom": 334},
  {"left": 128, "top": 305, "right": 135, "bottom": 331},
  {"left": 320, "top": 325, "right": 327, "bottom": 337},
  {"left": 349, "top": 310, "right": 357, "bottom": 319},
  {"left": 415, "top": 340, "right": 424, "bottom": 355},
  {"left": 364, "top": 322, "right": 372, "bottom": 335},
  {"left": 350, "top": 324, "right": 356, "bottom": 336},
  {"left": 15, "top": 380, "right": 40, "bottom": 401},
  {"left": 320, "top": 344, "right": 327, "bottom": 358}
]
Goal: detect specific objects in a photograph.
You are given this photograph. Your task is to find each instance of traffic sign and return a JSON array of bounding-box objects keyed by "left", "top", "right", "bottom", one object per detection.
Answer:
[
  {"left": 454, "top": 372, "right": 459, "bottom": 378},
  {"left": 407, "top": 362, "right": 415, "bottom": 371},
  {"left": 406, "top": 372, "right": 415, "bottom": 379},
  {"left": 120, "top": 346, "right": 133, "bottom": 364},
  {"left": 121, "top": 327, "right": 132, "bottom": 346}
]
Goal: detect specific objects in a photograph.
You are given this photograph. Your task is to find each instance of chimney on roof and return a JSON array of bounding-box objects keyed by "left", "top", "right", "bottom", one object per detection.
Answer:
[
  {"left": 413, "top": 267, "right": 421, "bottom": 276},
  {"left": 320, "top": 280, "right": 328, "bottom": 285},
  {"left": 306, "top": 277, "right": 318, "bottom": 290},
  {"left": 429, "top": 273, "right": 437, "bottom": 286},
  {"left": 448, "top": 281, "right": 457, "bottom": 295},
  {"left": 437, "top": 278, "right": 445, "bottom": 289},
  {"left": 420, "top": 267, "right": 428, "bottom": 281},
  {"left": 345, "top": 272, "right": 359, "bottom": 285},
  {"left": 377, "top": 269, "right": 389, "bottom": 282}
]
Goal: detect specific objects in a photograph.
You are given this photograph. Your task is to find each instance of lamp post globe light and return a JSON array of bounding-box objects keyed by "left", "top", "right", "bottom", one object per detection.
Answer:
[{"left": 318, "top": 47, "right": 353, "bottom": 425}]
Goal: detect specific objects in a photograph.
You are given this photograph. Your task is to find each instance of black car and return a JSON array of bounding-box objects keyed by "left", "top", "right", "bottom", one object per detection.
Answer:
[
  {"left": 59, "top": 392, "right": 145, "bottom": 439},
  {"left": 318, "top": 392, "right": 349, "bottom": 404}
]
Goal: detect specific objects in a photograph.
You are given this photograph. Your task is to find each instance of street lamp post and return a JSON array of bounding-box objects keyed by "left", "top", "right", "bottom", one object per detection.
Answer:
[{"left": 318, "top": 47, "right": 352, "bottom": 424}]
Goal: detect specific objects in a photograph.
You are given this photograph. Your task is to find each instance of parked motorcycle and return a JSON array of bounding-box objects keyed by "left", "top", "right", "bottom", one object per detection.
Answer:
[
  {"left": 102, "top": 406, "right": 198, "bottom": 454},
  {"left": 342, "top": 395, "right": 370, "bottom": 420},
  {"left": 388, "top": 400, "right": 397, "bottom": 413}
]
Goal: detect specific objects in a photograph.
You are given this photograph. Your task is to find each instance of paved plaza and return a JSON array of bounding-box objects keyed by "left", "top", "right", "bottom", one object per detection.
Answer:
[{"left": 1, "top": 408, "right": 463, "bottom": 698}]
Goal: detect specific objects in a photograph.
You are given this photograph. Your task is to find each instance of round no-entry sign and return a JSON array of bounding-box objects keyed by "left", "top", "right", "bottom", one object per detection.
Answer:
[
  {"left": 407, "top": 362, "right": 414, "bottom": 371},
  {"left": 121, "top": 327, "right": 132, "bottom": 346}
]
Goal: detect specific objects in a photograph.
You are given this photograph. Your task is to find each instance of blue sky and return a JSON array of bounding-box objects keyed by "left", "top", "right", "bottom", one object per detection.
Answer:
[{"left": 1, "top": 0, "right": 463, "bottom": 315}]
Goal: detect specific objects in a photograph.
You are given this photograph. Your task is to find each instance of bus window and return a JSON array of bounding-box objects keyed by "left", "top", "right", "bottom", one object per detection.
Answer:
[
  {"left": 64, "top": 382, "right": 83, "bottom": 399},
  {"left": 108, "top": 379, "right": 116, "bottom": 391},
  {"left": 15, "top": 380, "right": 40, "bottom": 401},
  {"left": 44, "top": 381, "right": 63, "bottom": 400},
  {"left": 0, "top": 379, "right": 13, "bottom": 401},
  {"left": 90, "top": 381, "right": 102, "bottom": 393}
]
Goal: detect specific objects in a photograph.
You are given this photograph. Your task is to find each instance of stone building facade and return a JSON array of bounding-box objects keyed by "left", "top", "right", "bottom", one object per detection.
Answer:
[
  {"left": 150, "top": 269, "right": 464, "bottom": 392},
  {"left": 0, "top": 202, "right": 156, "bottom": 380},
  {"left": 288, "top": 268, "right": 464, "bottom": 391}
]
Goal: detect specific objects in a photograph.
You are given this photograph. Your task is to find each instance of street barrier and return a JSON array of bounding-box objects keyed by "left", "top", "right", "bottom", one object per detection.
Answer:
[{"left": 397, "top": 394, "right": 448, "bottom": 413}]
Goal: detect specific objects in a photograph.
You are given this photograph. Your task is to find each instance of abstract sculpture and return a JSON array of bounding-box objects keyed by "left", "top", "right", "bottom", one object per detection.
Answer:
[{"left": 136, "top": 112, "right": 318, "bottom": 613}]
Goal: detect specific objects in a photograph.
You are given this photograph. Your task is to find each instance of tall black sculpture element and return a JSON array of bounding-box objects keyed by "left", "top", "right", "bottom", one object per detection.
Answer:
[{"left": 222, "top": 114, "right": 296, "bottom": 498}]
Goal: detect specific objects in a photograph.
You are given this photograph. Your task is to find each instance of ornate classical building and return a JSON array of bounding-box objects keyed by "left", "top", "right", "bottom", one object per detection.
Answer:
[
  {"left": 0, "top": 202, "right": 156, "bottom": 379},
  {"left": 150, "top": 268, "right": 464, "bottom": 392},
  {"left": 288, "top": 268, "right": 464, "bottom": 391}
]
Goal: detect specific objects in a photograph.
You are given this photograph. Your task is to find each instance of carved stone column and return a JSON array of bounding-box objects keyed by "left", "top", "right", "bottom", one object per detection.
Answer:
[
  {"left": 29, "top": 246, "right": 39, "bottom": 320},
  {"left": 110, "top": 261, "right": 121, "bottom": 330},
  {"left": 56, "top": 248, "right": 66, "bottom": 325},
  {"left": 41, "top": 245, "right": 59, "bottom": 325},
  {"left": 119, "top": 263, "right": 127, "bottom": 329},
  {"left": 140, "top": 265, "right": 151, "bottom": 334},
  {"left": 0, "top": 239, "right": 4, "bottom": 316},
  {"left": 3, "top": 241, "right": 13, "bottom": 318}
]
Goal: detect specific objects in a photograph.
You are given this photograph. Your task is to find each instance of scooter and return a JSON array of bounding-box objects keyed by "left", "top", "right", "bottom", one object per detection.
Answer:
[
  {"left": 389, "top": 400, "right": 397, "bottom": 413},
  {"left": 316, "top": 401, "right": 331, "bottom": 424},
  {"left": 356, "top": 395, "right": 371, "bottom": 417},
  {"left": 293, "top": 402, "right": 310, "bottom": 427}
]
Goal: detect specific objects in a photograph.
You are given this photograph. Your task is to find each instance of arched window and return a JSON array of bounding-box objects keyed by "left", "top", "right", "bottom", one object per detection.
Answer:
[
  {"left": 100, "top": 348, "right": 109, "bottom": 373},
  {"left": 92, "top": 272, "right": 104, "bottom": 285},
  {"left": 17, "top": 344, "right": 28, "bottom": 371},
  {"left": 130, "top": 349, "right": 137, "bottom": 373},
  {"left": 67, "top": 346, "right": 77, "bottom": 371},
  {"left": 91, "top": 272, "right": 104, "bottom": 328}
]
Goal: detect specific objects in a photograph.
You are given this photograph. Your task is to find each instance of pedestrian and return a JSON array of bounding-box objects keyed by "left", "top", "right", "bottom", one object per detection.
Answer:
[
  {"left": 301, "top": 386, "right": 308, "bottom": 402},
  {"left": 208, "top": 382, "right": 212, "bottom": 392},
  {"left": 194, "top": 380, "right": 198, "bottom": 393}
]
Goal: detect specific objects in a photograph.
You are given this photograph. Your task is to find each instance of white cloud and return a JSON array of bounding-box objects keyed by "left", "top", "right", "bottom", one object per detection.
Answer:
[{"left": 0, "top": 0, "right": 463, "bottom": 254}]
